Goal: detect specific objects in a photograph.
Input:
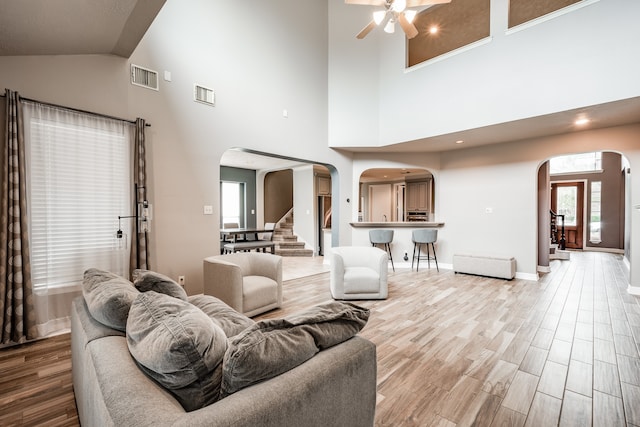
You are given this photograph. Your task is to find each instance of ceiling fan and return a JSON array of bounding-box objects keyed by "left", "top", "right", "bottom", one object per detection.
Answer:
[{"left": 346, "top": 0, "right": 451, "bottom": 40}]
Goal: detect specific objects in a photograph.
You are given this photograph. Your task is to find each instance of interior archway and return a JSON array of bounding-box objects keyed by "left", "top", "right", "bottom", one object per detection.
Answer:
[
  {"left": 219, "top": 148, "right": 339, "bottom": 259},
  {"left": 358, "top": 168, "right": 434, "bottom": 222},
  {"left": 536, "top": 150, "right": 629, "bottom": 273}
]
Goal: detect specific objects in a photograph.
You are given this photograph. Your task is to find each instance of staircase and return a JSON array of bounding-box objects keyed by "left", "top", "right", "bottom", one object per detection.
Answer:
[
  {"left": 549, "top": 242, "right": 571, "bottom": 260},
  {"left": 549, "top": 209, "right": 570, "bottom": 260},
  {"left": 273, "top": 211, "right": 313, "bottom": 257}
]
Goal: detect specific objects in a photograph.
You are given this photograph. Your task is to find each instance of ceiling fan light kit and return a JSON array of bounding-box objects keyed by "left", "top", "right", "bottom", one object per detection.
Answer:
[
  {"left": 384, "top": 20, "right": 395, "bottom": 33},
  {"left": 347, "top": 0, "right": 451, "bottom": 40}
]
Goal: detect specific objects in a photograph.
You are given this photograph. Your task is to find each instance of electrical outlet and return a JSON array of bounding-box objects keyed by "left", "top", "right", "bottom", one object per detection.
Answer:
[{"left": 178, "top": 275, "right": 185, "bottom": 286}]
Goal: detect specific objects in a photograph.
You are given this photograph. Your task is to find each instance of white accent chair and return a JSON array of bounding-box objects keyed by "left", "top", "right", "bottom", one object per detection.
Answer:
[
  {"left": 203, "top": 252, "right": 282, "bottom": 317},
  {"left": 330, "top": 246, "right": 388, "bottom": 300}
]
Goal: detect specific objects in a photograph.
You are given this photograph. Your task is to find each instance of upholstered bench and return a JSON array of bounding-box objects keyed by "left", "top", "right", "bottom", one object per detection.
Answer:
[{"left": 453, "top": 253, "right": 516, "bottom": 280}]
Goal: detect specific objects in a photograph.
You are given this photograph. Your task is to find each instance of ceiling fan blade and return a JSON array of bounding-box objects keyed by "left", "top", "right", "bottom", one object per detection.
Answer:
[
  {"left": 345, "top": 0, "right": 385, "bottom": 5},
  {"left": 406, "top": 0, "right": 451, "bottom": 6},
  {"left": 356, "top": 20, "right": 377, "bottom": 39},
  {"left": 356, "top": 12, "right": 391, "bottom": 39},
  {"left": 398, "top": 13, "right": 419, "bottom": 39}
]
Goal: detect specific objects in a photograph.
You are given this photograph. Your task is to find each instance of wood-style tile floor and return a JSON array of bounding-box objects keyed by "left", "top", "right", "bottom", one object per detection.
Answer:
[
  {"left": 260, "top": 251, "right": 640, "bottom": 427},
  {"left": 1, "top": 251, "right": 638, "bottom": 426}
]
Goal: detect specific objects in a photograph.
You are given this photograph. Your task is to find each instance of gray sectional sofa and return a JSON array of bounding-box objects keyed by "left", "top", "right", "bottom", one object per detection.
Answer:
[{"left": 71, "top": 268, "right": 377, "bottom": 427}]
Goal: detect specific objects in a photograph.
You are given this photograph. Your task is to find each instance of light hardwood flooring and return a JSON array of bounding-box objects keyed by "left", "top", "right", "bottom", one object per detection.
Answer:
[{"left": 1, "top": 251, "right": 639, "bottom": 426}]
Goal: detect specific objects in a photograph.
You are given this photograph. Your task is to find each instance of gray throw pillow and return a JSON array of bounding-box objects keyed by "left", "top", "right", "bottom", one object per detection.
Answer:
[
  {"left": 82, "top": 268, "right": 139, "bottom": 331},
  {"left": 221, "top": 301, "right": 369, "bottom": 398},
  {"left": 126, "top": 291, "right": 227, "bottom": 412},
  {"left": 132, "top": 269, "right": 188, "bottom": 301},
  {"left": 188, "top": 294, "right": 254, "bottom": 338}
]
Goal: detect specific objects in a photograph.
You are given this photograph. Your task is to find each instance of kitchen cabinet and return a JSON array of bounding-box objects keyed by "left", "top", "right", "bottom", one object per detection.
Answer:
[
  {"left": 317, "top": 176, "right": 331, "bottom": 195},
  {"left": 406, "top": 181, "right": 430, "bottom": 212}
]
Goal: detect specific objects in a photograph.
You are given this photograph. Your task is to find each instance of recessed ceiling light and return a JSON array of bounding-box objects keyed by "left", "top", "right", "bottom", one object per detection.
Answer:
[
  {"left": 455, "top": 140, "right": 464, "bottom": 144},
  {"left": 575, "top": 118, "right": 590, "bottom": 126},
  {"left": 429, "top": 26, "right": 439, "bottom": 35}
]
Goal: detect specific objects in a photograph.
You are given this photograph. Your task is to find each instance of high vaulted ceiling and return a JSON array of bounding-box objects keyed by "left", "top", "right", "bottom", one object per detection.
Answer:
[
  {"left": 0, "top": 0, "right": 166, "bottom": 57},
  {"left": 0, "top": 0, "right": 638, "bottom": 165}
]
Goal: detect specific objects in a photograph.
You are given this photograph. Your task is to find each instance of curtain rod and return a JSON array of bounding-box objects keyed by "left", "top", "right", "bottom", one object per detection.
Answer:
[{"left": 1, "top": 93, "right": 151, "bottom": 127}]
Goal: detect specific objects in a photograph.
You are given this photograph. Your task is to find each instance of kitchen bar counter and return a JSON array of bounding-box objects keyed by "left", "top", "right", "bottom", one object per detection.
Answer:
[
  {"left": 348, "top": 222, "right": 445, "bottom": 268},
  {"left": 350, "top": 222, "right": 444, "bottom": 228}
]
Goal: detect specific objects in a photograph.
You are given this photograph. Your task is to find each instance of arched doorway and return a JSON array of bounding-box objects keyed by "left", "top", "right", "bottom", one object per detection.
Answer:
[
  {"left": 537, "top": 151, "right": 628, "bottom": 272},
  {"left": 220, "top": 148, "right": 339, "bottom": 256},
  {"left": 358, "top": 168, "right": 435, "bottom": 223}
]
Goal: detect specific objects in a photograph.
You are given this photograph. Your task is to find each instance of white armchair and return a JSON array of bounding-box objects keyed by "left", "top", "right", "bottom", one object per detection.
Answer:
[
  {"left": 203, "top": 252, "right": 282, "bottom": 317},
  {"left": 330, "top": 246, "right": 388, "bottom": 300}
]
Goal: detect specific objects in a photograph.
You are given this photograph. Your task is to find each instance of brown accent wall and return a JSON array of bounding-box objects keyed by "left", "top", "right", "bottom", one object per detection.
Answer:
[
  {"left": 408, "top": 0, "right": 490, "bottom": 68},
  {"left": 264, "top": 169, "right": 293, "bottom": 223},
  {"left": 509, "top": 0, "right": 581, "bottom": 28}
]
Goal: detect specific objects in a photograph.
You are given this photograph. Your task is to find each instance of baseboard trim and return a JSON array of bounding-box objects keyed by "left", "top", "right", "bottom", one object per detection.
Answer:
[
  {"left": 628, "top": 285, "right": 640, "bottom": 296},
  {"left": 516, "top": 272, "right": 539, "bottom": 281},
  {"left": 584, "top": 246, "right": 624, "bottom": 254}
]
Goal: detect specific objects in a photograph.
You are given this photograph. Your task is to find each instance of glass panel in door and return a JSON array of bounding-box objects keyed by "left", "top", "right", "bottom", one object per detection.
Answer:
[{"left": 551, "top": 182, "right": 584, "bottom": 249}]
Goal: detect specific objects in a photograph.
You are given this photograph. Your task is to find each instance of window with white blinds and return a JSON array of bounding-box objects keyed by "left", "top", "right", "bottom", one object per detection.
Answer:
[{"left": 24, "top": 102, "right": 132, "bottom": 291}]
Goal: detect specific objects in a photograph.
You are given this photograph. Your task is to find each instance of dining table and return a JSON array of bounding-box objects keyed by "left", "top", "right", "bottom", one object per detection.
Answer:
[{"left": 220, "top": 227, "right": 270, "bottom": 243}]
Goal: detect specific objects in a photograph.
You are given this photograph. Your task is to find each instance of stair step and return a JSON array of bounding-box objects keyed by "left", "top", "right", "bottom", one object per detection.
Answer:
[
  {"left": 550, "top": 250, "right": 571, "bottom": 260},
  {"left": 273, "top": 235, "right": 297, "bottom": 242},
  {"left": 277, "top": 241, "right": 306, "bottom": 249}
]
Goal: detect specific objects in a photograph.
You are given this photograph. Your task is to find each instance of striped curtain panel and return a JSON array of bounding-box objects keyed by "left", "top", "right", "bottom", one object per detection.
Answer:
[
  {"left": 1, "top": 89, "right": 36, "bottom": 345},
  {"left": 130, "top": 118, "right": 150, "bottom": 275}
]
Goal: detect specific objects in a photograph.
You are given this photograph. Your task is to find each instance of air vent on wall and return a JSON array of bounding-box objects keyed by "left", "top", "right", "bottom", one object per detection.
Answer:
[
  {"left": 131, "top": 64, "right": 159, "bottom": 91},
  {"left": 194, "top": 84, "right": 215, "bottom": 106}
]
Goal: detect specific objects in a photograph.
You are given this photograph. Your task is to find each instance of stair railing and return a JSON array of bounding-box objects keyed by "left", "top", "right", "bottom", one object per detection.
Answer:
[{"left": 550, "top": 210, "right": 566, "bottom": 250}]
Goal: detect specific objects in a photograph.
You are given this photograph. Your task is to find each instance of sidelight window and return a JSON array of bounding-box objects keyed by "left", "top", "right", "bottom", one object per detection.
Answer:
[{"left": 590, "top": 181, "right": 602, "bottom": 243}]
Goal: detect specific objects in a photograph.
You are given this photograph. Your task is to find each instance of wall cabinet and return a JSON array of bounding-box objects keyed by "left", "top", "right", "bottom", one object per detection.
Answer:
[
  {"left": 406, "top": 181, "right": 429, "bottom": 211},
  {"left": 317, "top": 176, "right": 331, "bottom": 195}
]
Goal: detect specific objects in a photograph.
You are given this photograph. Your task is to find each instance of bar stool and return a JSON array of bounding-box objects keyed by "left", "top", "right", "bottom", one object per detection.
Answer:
[
  {"left": 369, "top": 229, "right": 394, "bottom": 272},
  {"left": 412, "top": 229, "right": 438, "bottom": 272}
]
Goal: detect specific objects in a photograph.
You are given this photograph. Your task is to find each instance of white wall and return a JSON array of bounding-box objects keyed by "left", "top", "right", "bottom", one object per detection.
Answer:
[
  {"left": 333, "top": 0, "right": 640, "bottom": 289},
  {"left": 292, "top": 165, "right": 316, "bottom": 252},
  {"left": 2, "top": 0, "right": 640, "bottom": 294},
  {"left": 352, "top": 124, "right": 640, "bottom": 286},
  {"left": 0, "top": 0, "right": 358, "bottom": 295},
  {"left": 329, "top": 0, "right": 640, "bottom": 147},
  {"left": 327, "top": 0, "right": 380, "bottom": 147}
]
